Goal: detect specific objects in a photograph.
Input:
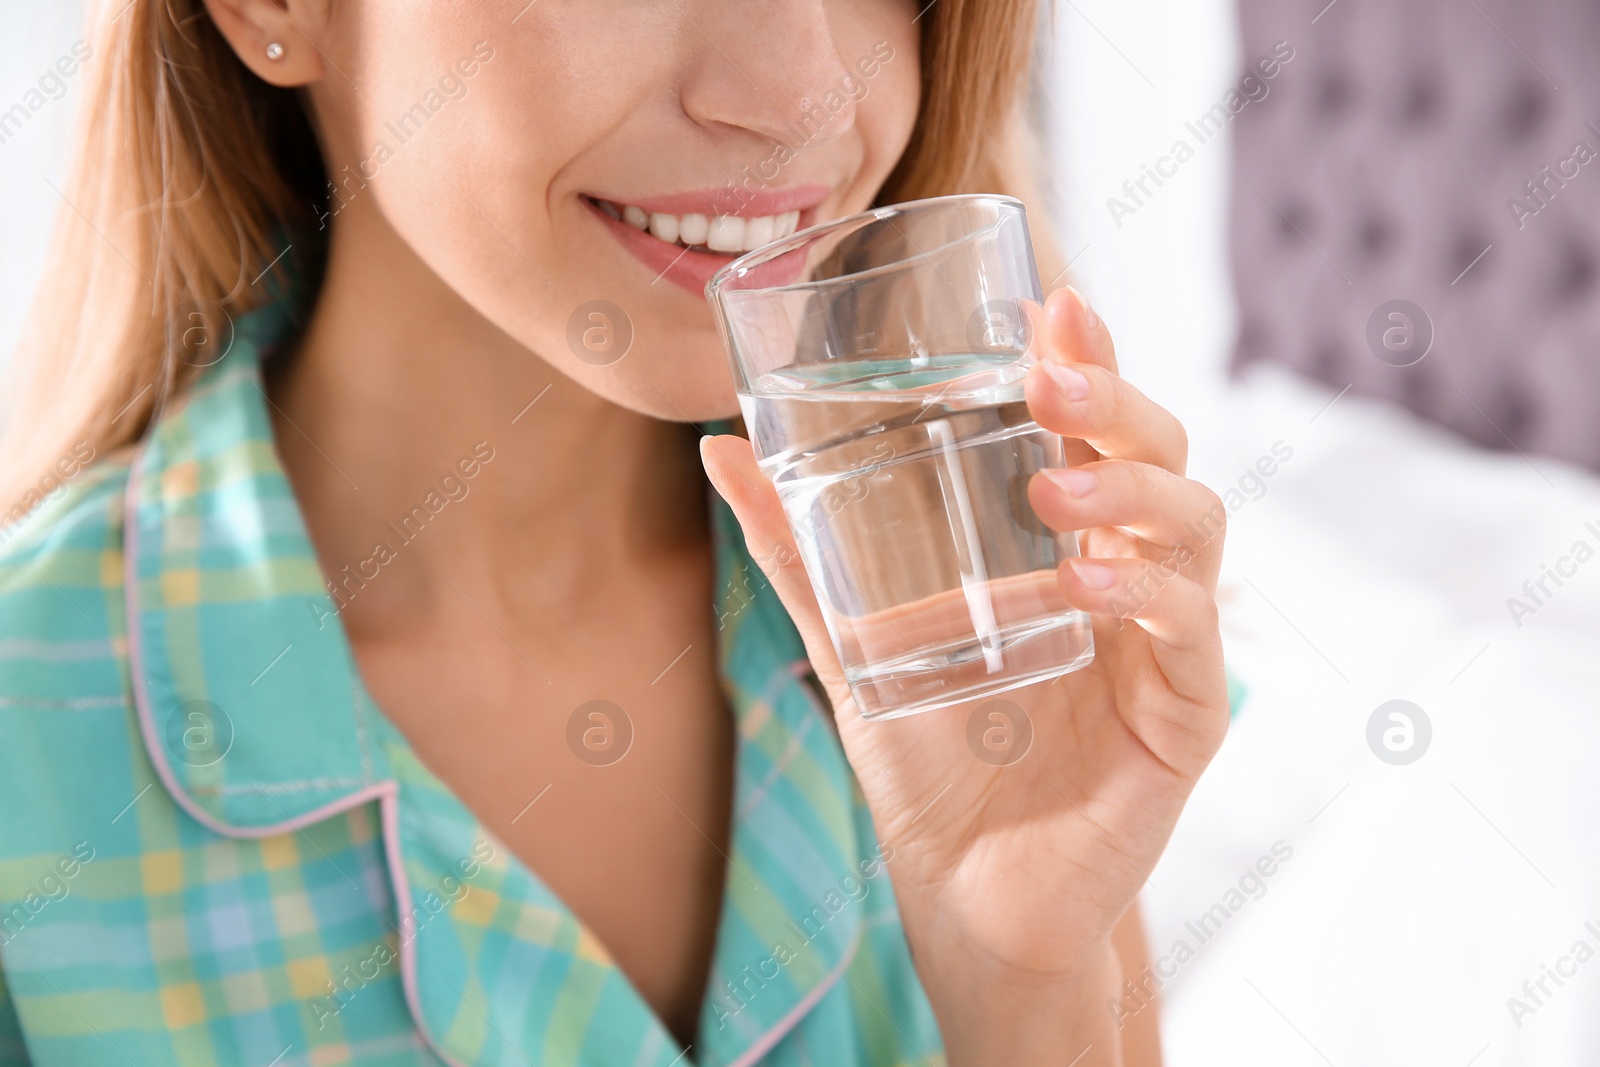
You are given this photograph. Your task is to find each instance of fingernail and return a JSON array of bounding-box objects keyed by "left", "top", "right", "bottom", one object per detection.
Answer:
[
  {"left": 1069, "top": 559, "right": 1116, "bottom": 589},
  {"left": 1043, "top": 467, "right": 1097, "bottom": 497},
  {"left": 1043, "top": 361, "right": 1090, "bottom": 401},
  {"left": 1067, "top": 285, "right": 1100, "bottom": 331}
]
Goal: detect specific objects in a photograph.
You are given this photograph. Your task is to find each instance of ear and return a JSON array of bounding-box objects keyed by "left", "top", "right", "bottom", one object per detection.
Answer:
[{"left": 200, "top": 0, "right": 328, "bottom": 88}]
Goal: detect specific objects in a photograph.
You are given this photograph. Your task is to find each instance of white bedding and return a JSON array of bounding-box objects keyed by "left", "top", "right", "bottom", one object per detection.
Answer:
[
  {"left": 1040, "top": 2, "right": 1600, "bottom": 1056},
  {"left": 1147, "top": 365, "right": 1600, "bottom": 1065}
]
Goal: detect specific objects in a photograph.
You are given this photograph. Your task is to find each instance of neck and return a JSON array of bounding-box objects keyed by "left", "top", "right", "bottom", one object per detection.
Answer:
[{"left": 268, "top": 197, "right": 708, "bottom": 636}]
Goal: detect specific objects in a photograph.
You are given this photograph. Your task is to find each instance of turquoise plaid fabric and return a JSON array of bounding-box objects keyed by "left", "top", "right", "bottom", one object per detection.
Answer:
[
  {"left": 0, "top": 290, "right": 1244, "bottom": 1066},
  {"left": 0, "top": 294, "right": 942, "bottom": 1066}
]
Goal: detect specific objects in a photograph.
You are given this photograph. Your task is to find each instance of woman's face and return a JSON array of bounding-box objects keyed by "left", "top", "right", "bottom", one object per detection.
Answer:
[{"left": 292, "top": 0, "right": 922, "bottom": 421}]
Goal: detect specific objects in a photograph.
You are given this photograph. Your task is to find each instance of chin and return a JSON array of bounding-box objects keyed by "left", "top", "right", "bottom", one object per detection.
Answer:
[
  {"left": 636, "top": 326, "right": 744, "bottom": 424},
  {"left": 591, "top": 358, "right": 744, "bottom": 425},
  {"left": 648, "top": 378, "right": 744, "bottom": 425}
]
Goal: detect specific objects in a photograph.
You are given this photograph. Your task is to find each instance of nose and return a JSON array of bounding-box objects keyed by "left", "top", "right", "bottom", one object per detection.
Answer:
[{"left": 679, "top": 0, "right": 860, "bottom": 152}]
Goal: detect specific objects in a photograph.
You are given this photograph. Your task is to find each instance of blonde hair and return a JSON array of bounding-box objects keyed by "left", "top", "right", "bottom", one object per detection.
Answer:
[{"left": 0, "top": 0, "right": 1057, "bottom": 519}]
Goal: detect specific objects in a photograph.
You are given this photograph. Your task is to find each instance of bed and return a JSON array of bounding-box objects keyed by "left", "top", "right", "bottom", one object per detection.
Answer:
[
  {"left": 1150, "top": 364, "right": 1600, "bottom": 1065},
  {"left": 1042, "top": 0, "right": 1600, "bottom": 1059}
]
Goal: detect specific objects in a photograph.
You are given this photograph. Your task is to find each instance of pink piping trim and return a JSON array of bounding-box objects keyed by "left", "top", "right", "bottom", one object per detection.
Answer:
[
  {"left": 122, "top": 444, "right": 391, "bottom": 838},
  {"left": 125, "top": 442, "right": 846, "bottom": 1066},
  {"left": 122, "top": 442, "right": 463, "bottom": 1066},
  {"left": 715, "top": 660, "right": 866, "bottom": 1067},
  {"left": 380, "top": 786, "right": 469, "bottom": 1067},
  {"left": 726, "top": 931, "right": 861, "bottom": 1067}
]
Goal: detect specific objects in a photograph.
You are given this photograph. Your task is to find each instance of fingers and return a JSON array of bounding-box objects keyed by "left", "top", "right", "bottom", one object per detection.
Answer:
[
  {"left": 698, "top": 434, "right": 852, "bottom": 703},
  {"left": 1028, "top": 286, "right": 1187, "bottom": 475},
  {"left": 1024, "top": 358, "right": 1189, "bottom": 474},
  {"left": 1027, "top": 461, "right": 1226, "bottom": 589},
  {"left": 1056, "top": 555, "right": 1226, "bottom": 713},
  {"left": 1049, "top": 286, "right": 1118, "bottom": 374}
]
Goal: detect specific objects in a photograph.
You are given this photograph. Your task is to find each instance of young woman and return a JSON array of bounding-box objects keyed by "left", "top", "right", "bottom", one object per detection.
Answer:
[{"left": 0, "top": 0, "right": 1231, "bottom": 1063}]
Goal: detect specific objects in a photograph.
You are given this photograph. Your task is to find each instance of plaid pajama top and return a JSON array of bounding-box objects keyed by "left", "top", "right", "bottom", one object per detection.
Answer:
[{"left": 0, "top": 295, "right": 945, "bottom": 1066}]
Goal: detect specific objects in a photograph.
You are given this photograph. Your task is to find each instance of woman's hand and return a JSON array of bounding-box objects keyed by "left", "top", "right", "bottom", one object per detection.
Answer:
[{"left": 700, "top": 286, "right": 1229, "bottom": 1066}]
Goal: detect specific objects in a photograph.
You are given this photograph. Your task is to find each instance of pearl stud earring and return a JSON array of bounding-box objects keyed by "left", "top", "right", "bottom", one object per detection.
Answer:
[{"left": 265, "top": 41, "right": 285, "bottom": 61}]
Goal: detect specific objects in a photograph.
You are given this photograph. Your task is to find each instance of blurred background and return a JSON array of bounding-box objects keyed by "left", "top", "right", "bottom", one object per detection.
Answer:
[{"left": 5, "top": 0, "right": 1599, "bottom": 1062}]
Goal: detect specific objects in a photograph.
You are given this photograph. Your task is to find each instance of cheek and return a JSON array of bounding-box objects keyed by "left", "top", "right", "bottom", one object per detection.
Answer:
[
  {"left": 309, "top": 3, "right": 923, "bottom": 425},
  {"left": 863, "top": 55, "right": 920, "bottom": 171},
  {"left": 833, "top": 7, "right": 921, "bottom": 195},
  {"left": 328, "top": 10, "right": 594, "bottom": 310},
  {"left": 318, "top": 8, "right": 738, "bottom": 419}
]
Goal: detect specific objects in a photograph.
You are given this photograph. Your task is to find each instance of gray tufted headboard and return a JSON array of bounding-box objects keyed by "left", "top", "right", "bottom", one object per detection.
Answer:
[{"left": 1229, "top": 0, "right": 1600, "bottom": 472}]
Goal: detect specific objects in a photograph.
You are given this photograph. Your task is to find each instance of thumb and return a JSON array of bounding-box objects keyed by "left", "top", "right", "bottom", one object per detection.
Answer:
[{"left": 699, "top": 433, "right": 853, "bottom": 708}]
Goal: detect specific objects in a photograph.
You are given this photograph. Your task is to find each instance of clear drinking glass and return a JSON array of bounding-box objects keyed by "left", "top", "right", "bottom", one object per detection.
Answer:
[{"left": 706, "top": 194, "right": 1095, "bottom": 720}]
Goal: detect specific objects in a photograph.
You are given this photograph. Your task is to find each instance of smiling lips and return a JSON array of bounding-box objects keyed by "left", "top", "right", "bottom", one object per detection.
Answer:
[
  {"left": 597, "top": 198, "right": 803, "bottom": 253},
  {"left": 585, "top": 183, "right": 829, "bottom": 296}
]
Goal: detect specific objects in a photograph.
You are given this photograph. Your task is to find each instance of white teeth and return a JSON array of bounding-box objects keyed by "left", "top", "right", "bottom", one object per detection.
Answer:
[
  {"left": 678, "top": 213, "right": 709, "bottom": 246},
  {"left": 706, "top": 215, "right": 746, "bottom": 252},
  {"left": 598, "top": 198, "right": 803, "bottom": 252},
  {"left": 743, "top": 215, "right": 774, "bottom": 247},
  {"left": 649, "top": 212, "right": 679, "bottom": 243}
]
